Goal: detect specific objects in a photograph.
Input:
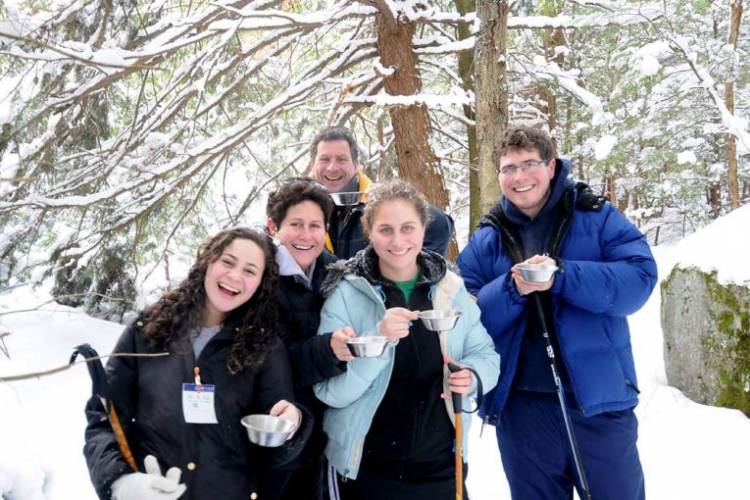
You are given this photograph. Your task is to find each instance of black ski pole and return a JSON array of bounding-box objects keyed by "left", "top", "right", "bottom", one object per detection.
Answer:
[{"left": 531, "top": 294, "right": 592, "bottom": 500}]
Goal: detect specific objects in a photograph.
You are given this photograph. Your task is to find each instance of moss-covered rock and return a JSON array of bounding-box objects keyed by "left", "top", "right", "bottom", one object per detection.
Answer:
[{"left": 661, "top": 267, "right": 750, "bottom": 416}]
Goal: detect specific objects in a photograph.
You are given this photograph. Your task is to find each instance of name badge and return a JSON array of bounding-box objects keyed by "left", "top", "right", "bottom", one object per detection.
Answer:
[{"left": 182, "top": 383, "right": 218, "bottom": 424}]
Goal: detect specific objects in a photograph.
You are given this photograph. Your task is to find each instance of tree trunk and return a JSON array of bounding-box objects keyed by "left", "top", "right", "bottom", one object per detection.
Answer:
[
  {"left": 474, "top": 0, "right": 509, "bottom": 220},
  {"left": 455, "top": 0, "right": 480, "bottom": 232},
  {"left": 374, "top": 4, "right": 456, "bottom": 257},
  {"left": 725, "top": 0, "right": 743, "bottom": 210},
  {"left": 708, "top": 182, "right": 722, "bottom": 218},
  {"left": 606, "top": 174, "right": 617, "bottom": 210},
  {"left": 540, "top": 14, "right": 567, "bottom": 158}
]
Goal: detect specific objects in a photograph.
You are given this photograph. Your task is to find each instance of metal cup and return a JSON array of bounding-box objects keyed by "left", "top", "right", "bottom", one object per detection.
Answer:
[
  {"left": 345, "top": 336, "right": 389, "bottom": 357},
  {"left": 517, "top": 263, "right": 558, "bottom": 282},
  {"left": 418, "top": 309, "right": 462, "bottom": 331},
  {"left": 329, "top": 191, "right": 362, "bottom": 206},
  {"left": 241, "top": 414, "right": 296, "bottom": 447}
]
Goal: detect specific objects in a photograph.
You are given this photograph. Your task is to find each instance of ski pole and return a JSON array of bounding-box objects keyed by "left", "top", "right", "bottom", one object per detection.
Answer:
[
  {"left": 531, "top": 295, "right": 592, "bottom": 500},
  {"left": 71, "top": 344, "right": 137, "bottom": 471},
  {"left": 447, "top": 362, "right": 464, "bottom": 500},
  {"left": 447, "top": 362, "right": 484, "bottom": 500}
]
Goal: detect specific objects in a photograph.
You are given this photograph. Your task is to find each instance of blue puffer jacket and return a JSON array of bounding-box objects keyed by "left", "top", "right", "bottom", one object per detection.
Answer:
[
  {"left": 313, "top": 250, "right": 499, "bottom": 479},
  {"left": 457, "top": 159, "right": 657, "bottom": 422}
]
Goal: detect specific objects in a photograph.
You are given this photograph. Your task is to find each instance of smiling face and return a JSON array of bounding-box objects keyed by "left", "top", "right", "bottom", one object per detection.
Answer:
[
  {"left": 311, "top": 139, "right": 359, "bottom": 193},
  {"left": 368, "top": 198, "right": 425, "bottom": 282},
  {"left": 498, "top": 148, "right": 556, "bottom": 219},
  {"left": 202, "top": 238, "right": 265, "bottom": 326},
  {"left": 267, "top": 200, "right": 326, "bottom": 272}
]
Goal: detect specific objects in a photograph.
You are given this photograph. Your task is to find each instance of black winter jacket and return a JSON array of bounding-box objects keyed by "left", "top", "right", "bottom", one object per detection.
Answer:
[
  {"left": 275, "top": 250, "right": 344, "bottom": 465},
  {"left": 329, "top": 203, "right": 455, "bottom": 259},
  {"left": 83, "top": 317, "right": 309, "bottom": 500}
]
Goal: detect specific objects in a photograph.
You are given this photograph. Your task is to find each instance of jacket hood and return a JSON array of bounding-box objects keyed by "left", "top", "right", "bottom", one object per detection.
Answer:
[{"left": 321, "top": 245, "right": 447, "bottom": 298}]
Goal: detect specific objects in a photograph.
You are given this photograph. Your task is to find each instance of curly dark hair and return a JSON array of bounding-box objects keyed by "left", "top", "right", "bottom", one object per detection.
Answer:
[
  {"left": 308, "top": 126, "right": 360, "bottom": 165},
  {"left": 143, "top": 227, "right": 280, "bottom": 374},
  {"left": 267, "top": 177, "right": 335, "bottom": 227},
  {"left": 492, "top": 126, "right": 554, "bottom": 168}
]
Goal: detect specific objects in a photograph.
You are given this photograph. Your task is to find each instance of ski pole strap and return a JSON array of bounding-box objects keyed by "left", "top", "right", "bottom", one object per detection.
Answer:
[
  {"left": 70, "top": 343, "right": 109, "bottom": 400},
  {"left": 447, "top": 363, "right": 484, "bottom": 414},
  {"left": 70, "top": 344, "right": 137, "bottom": 471}
]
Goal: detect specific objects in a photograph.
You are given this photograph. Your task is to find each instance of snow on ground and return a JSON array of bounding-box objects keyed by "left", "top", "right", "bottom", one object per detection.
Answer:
[{"left": 2, "top": 208, "right": 750, "bottom": 498}]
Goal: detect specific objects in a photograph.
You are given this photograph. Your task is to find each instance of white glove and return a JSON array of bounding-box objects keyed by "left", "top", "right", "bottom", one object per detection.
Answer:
[{"left": 111, "top": 455, "right": 186, "bottom": 500}]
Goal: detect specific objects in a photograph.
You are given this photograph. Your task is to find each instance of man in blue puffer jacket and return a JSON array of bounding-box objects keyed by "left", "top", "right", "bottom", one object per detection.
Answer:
[{"left": 457, "top": 126, "right": 657, "bottom": 500}]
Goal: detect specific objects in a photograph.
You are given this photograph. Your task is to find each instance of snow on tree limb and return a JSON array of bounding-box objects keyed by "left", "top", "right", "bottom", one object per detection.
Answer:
[{"left": 668, "top": 36, "right": 750, "bottom": 154}]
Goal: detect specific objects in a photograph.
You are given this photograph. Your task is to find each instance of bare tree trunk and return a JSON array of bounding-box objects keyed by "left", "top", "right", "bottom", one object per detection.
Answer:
[
  {"left": 454, "top": 0, "right": 480, "bottom": 231},
  {"left": 726, "top": 0, "right": 743, "bottom": 210},
  {"left": 374, "top": 5, "right": 456, "bottom": 257},
  {"left": 605, "top": 174, "right": 617, "bottom": 210},
  {"left": 540, "top": 22, "right": 567, "bottom": 158},
  {"left": 474, "top": 0, "right": 509, "bottom": 219},
  {"left": 708, "top": 182, "right": 722, "bottom": 218}
]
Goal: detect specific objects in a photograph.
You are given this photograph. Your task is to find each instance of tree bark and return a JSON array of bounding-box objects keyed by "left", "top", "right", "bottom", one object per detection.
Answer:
[
  {"left": 540, "top": 18, "right": 567, "bottom": 158},
  {"left": 605, "top": 174, "right": 617, "bottom": 210},
  {"left": 708, "top": 181, "right": 722, "bottom": 218},
  {"left": 474, "top": 0, "right": 509, "bottom": 220},
  {"left": 725, "top": 0, "right": 743, "bottom": 210},
  {"left": 374, "top": 4, "right": 456, "bottom": 257},
  {"left": 454, "top": 0, "right": 480, "bottom": 231}
]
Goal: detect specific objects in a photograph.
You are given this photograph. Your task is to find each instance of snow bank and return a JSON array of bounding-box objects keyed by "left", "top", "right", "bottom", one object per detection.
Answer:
[{"left": 663, "top": 204, "right": 750, "bottom": 286}]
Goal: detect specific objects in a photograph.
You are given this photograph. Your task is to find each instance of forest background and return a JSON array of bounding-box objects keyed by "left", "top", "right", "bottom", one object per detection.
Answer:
[{"left": 0, "top": 0, "right": 748, "bottom": 318}]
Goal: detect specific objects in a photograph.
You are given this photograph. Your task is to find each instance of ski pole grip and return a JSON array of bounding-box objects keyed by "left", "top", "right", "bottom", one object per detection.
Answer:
[{"left": 447, "top": 362, "right": 463, "bottom": 412}]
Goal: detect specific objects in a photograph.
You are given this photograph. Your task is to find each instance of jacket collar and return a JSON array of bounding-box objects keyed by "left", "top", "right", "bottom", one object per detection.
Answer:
[{"left": 320, "top": 246, "right": 447, "bottom": 298}]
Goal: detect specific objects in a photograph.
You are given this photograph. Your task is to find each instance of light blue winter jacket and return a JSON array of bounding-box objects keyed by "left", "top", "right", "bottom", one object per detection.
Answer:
[{"left": 313, "top": 264, "right": 500, "bottom": 480}]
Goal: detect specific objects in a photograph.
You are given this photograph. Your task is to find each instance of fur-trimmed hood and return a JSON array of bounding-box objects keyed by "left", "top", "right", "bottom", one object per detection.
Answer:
[{"left": 320, "top": 245, "right": 447, "bottom": 298}]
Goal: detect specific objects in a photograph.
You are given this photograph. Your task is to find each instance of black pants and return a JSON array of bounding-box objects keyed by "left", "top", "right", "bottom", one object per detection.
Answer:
[
  {"left": 331, "top": 463, "right": 469, "bottom": 500},
  {"left": 262, "top": 460, "right": 326, "bottom": 500}
]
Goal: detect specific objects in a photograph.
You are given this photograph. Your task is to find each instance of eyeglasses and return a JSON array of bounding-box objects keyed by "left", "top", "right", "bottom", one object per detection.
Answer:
[{"left": 496, "top": 159, "right": 548, "bottom": 177}]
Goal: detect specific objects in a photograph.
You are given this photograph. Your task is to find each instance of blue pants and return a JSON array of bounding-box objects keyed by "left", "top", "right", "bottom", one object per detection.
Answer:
[{"left": 497, "top": 391, "right": 645, "bottom": 500}]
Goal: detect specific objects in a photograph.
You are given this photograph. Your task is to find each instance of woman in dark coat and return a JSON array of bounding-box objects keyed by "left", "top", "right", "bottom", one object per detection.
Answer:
[
  {"left": 262, "top": 178, "right": 348, "bottom": 500},
  {"left": 84, "top": 227, "right": 308, "bottom": 500}
]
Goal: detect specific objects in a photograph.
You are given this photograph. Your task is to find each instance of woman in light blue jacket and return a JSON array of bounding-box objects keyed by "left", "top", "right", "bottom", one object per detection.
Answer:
[{"left": 313, "top": 180, "right": 499, "bottom": 500}]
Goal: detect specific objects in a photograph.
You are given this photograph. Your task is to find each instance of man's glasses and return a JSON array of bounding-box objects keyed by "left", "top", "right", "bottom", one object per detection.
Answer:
[{"left": 496, "top": 159, "right": 548, "bottom": 177}]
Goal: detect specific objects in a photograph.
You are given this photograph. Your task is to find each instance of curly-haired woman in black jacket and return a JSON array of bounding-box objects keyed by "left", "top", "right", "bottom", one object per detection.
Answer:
[{"left": 84, "top": 227, "right": 308, "bottom": 500}]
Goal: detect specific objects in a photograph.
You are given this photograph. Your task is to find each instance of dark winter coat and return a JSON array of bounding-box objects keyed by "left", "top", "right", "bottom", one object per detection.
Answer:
[
  {"left": 83, "top": 317, "right": 310, "bottom": 500},
  {"left": 275, "top": 250, "right": 343, "bottom": 465},
  {"left": 325, "top": 172, "right": 455, "bottom": 259},
  {"left": 457, "top": 159, "right": 658, "bottom": 422}
]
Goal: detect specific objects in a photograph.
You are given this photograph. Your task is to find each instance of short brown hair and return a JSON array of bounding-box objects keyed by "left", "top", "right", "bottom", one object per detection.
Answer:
[
  {"left": 361, "top": 180, "right": 431, "bottom": 237},
  {"left": 309, "top": 126, "right": 360, "bottom": 165},
  {"left": 266, "top": 178, "right": 335, "bottom": 227},
  {"left": 492, "top": 126, "right": 553, "bottom": 168}
]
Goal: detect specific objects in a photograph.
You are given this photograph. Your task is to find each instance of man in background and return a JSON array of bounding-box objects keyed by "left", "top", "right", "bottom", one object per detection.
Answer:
[{"left": 309, "top": 126, "right": 454, "bottom": 259}]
